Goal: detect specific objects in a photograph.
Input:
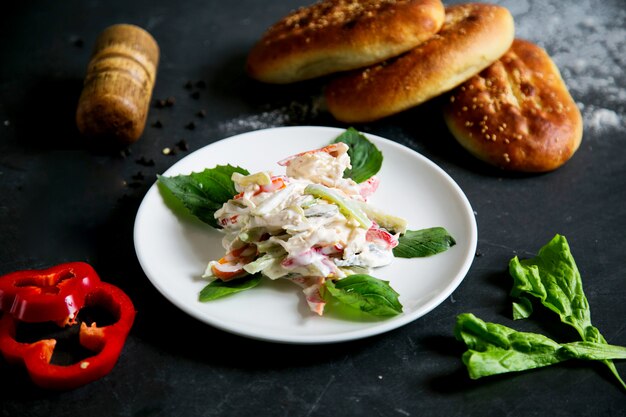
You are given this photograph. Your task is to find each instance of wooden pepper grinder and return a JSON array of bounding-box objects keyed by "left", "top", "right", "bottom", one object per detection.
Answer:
[{"left": 76, "top": 24, "right": 159, "bottom": 144}]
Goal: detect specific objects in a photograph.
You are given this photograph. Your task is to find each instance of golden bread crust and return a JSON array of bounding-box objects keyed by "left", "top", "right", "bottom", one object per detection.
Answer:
[
  {"left": 325, "top": 3, "right": 514, "bottom": 122},
  {"left": 246, "top": 0, "right": 445, "bottom": 84},
  {"left": 443, "top": 39, "right": 583, "bottom": 172}
]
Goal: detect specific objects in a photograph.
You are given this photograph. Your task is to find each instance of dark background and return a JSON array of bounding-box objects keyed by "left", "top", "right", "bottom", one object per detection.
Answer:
[{"left": 1, "top": 0, "right": 624, "bottom": 415}]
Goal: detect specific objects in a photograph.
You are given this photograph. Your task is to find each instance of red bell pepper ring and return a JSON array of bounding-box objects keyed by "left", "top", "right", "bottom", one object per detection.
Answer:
[
  {"left": 0, "top": 281, "right": 135, "bottom": 390},
  {"left": 0, "top": 262, "right": 100, "bottom": 325}
]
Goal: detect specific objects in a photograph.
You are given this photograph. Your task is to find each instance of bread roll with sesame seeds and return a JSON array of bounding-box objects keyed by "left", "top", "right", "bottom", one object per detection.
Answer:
[
  {"left": 325, "top": 3, "right": 514, "bottom": 123},
  {"left": 443, "top": 39, "right": 583, "bottom": 172},
  {"left": 246, "top": 0, "right": 445, "bottom": 84}
]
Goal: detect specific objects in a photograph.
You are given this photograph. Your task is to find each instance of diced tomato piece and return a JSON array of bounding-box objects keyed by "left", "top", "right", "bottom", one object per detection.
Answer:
[
  {"left": 219, "top": 215, "right": 239, "bottom": 227},
  {"left": 257, "top": 176, "right": 286, "bottom": 194},
  {"left": 359, "top": 176, "right": 380, "bottom": 200},
  {"left": 366, "top": 223, "right": 398, "bottom": 248}
]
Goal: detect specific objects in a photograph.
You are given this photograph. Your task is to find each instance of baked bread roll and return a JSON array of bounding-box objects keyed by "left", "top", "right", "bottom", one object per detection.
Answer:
[
  {"left": 246, "top": 0, "right": 445, "bottom": 84},
  {"left": 443, "top": 39, "right": 583, "bottom": 172},
  {"left": 325, "top": 3, "right": 514, "bottom": 122}
]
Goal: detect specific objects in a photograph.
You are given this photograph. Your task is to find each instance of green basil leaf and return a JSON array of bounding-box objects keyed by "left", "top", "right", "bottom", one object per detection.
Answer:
[
  {"left": 158, "top": 165, "right": 249, "bottom": 228},
  {"left": 332, "top": 127, "right": 383, "bottom": 183},
  {"left": 324, "top": 274, "right": 402, "bottom": 316},
  {"left": 198, "top": 274, "right": 262, "bottom": 302},
  {"left": 509, "top": 234, "right": 626, "bottom": 389},
  {"left": 393, "top": 227, "right": 456, "bottom": 258}
]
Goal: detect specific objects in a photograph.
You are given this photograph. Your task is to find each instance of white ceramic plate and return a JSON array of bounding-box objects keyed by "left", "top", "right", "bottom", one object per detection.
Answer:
[{"left": 134, "top": 126, "right": 477, "bottom": 344}]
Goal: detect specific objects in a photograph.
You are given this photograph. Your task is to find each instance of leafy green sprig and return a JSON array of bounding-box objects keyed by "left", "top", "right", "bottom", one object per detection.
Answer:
[
  {"left": 456, "top": 235, "right": 626, "bottom": 390},
  {"left": 332, "top": 127, "right": 383, "bottom": 184},
  {"left": 455, "top": 313, "right": 626, "bottom": 380},
  {"left": 157, "top": 165, "right": 249, "bottom": 228}
]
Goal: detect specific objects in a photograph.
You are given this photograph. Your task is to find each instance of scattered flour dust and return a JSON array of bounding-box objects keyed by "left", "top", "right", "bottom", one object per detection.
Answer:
[
  {"left": 217, "top": 108, "right": 291, "bottom": 135},
  {"left": 496, "top": 0, "right": 625, "bottom": 136},
  {"left": 579, "top": 104, "right": 622, "bottom": 133},
  {"left": 217, "top": 99, "right": 322, "bottom": 137}
]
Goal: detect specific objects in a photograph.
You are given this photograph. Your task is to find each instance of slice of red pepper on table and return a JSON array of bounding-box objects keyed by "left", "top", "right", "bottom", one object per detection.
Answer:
[
  {"left": 0, "top": 262, "right": 135, "bottom": 390},
  {"left": 0, "top": 262, "right": 101, "bottom": 325}
]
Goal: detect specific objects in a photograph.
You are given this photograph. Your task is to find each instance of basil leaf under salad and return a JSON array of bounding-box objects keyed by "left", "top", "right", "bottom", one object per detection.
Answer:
[
  {"left": 332, "top": 127, "right": 383, "bottom": 183},
  {"left": 158, "top": 128, "right": 455, "bottom": 320},
  {"left": 199, "top": 274, "right": 262, "bottom": 302},
  {"left": 157, "top": 165, "right": 249, "bottom": 228},
  {"left": 323, "top": 274, "right": 403, "bottom": 317},
  {"left": 393, "top": 227, "right": 456, "bottom": 258}
]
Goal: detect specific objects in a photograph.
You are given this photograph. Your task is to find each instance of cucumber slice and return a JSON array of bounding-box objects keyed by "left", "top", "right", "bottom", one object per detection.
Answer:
[{"left": 304, "top": 184, "right": 371, "bottom": 229}]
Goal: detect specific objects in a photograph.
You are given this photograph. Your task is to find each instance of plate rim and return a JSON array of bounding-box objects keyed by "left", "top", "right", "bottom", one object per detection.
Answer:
[{"left": 133, "top": 126, "right": 478, "bottom": 344}]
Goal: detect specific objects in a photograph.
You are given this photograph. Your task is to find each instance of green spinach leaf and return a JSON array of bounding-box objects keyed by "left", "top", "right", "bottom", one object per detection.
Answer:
[
  {"left": 199, "top": 274, "right": 262, "bottom": 302},
  {"left": 455, "top": 313, "right": 568, "bottom": 379},
  {"left": 509, "top": 234, "right": 626, "bottom": 389},
  {"left": 393, "top": 227, "right": 456, "bottom": 258},
  {"left": 332, "top": 127, "right": 383, "bottom": 183},
  {"left": 323, "top": 274, "right": 403, "bottom": 316},
  {"left": 512, "top": 296, "right": 533, "bottom": 320},
  {"left": 455, "top": 313, "right": 626, "bottom": 380},
  {"left": 157, "top": 165, "right": 249, "bottom": 228}
]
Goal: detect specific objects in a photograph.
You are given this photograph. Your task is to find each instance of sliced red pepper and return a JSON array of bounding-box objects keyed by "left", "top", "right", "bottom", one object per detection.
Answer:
[
  {"left": 0, "top": 262, "right": 101, "bottom": 325},
  {"left": 0, "top": 281, "right": 135, "bottom": 390}
]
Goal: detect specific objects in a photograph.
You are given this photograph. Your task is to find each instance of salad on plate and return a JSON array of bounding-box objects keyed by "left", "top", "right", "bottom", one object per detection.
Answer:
[{"left": 158, "top": 128, "right": 455, "bottom": 319}]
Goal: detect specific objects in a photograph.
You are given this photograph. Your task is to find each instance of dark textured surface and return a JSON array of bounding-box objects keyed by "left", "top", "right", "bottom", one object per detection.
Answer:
[{"left": 1, "top": 0, "right": 625, "bottom": 416}]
